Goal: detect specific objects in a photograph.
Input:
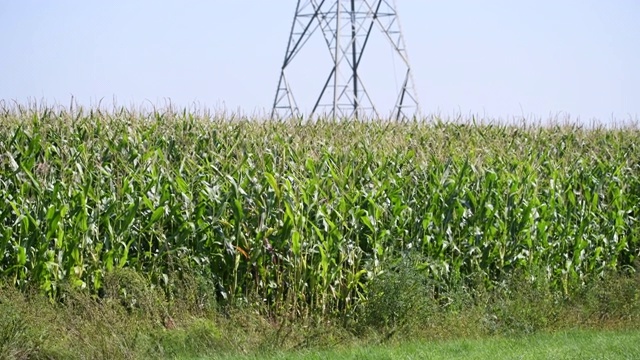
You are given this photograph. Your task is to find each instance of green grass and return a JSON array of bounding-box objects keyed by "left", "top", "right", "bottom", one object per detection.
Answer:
[
  {"left": 2, "top": 278, "right": 637, "bottom": 359},
  {"left": 210, "top": 330, "right": 640, "bottom": 360}
]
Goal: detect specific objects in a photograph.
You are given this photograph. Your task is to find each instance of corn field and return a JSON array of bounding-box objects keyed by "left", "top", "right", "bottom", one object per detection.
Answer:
[{"left": 1, "top": 105, "right": 639, "bottom": 316}]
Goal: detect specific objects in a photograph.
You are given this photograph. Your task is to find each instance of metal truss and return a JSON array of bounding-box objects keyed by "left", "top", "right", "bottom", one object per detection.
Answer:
[{"left": 271, "top": 0, "right": 421, "bottom": 121}]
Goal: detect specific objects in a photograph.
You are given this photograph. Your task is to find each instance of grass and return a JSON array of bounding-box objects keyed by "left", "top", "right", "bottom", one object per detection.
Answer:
[
  {"left": 208, "top": 330, "right": 640, "bottom": 360},
  {"left": 1, "top": 278, "right": 638, "bottom": 359}
]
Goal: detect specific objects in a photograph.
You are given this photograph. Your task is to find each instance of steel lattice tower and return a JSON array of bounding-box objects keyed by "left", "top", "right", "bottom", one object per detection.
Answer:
[{"left": 271, "top": 0, "right": 420, "bottom": 120}]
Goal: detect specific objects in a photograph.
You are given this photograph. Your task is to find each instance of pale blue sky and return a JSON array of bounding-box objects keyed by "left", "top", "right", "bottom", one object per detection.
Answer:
[{"left": 1, "top": 1, "right": 638, "bottom": 123}]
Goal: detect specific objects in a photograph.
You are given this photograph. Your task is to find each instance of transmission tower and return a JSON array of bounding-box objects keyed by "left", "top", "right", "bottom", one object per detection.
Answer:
[{"left": 271, "top": 0, "right": 420, "bottom": 120}]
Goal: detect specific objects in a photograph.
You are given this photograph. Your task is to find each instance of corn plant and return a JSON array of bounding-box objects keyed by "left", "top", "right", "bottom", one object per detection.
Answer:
[{"left": 0, "top": 104, "right": 639, "bottom": 317}]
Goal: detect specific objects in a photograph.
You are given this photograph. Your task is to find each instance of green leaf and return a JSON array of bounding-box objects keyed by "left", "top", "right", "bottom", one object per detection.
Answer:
[
  {"left": 291, "top": 230, "right": 301, "bottom": 257},
  {"left": 264, "top": 172, "right": 280, "bottom": 198},
  {"left": 150, "top": 206, "right": 165, "bottom": 223}
]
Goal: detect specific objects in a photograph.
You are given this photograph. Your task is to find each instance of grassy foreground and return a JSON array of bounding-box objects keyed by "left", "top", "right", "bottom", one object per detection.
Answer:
[
  {"left": 0, "top": 104, "right": 639, "bottom": 358},
  {"left": 212, "top": 330, "right": 640, "bottom": 360},
  {"left": 2, "top": 278, "right": 639, "bottom": 360}
]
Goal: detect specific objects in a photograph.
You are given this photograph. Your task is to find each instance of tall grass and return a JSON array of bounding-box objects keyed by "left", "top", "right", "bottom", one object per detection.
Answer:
[{"left": 1, "top": 104, "right": 639, "bottom": 318}]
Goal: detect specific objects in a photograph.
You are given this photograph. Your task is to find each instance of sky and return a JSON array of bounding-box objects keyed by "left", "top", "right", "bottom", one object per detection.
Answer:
[{"left": 1, "top": 1, "right": 638, "bottom": 124}]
